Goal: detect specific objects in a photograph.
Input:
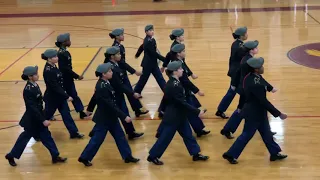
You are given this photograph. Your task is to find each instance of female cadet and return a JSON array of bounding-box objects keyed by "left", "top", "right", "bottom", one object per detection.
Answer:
[
  {"left": 78, "top": 63, "right": 139, "bottom": 166},
  {"left": 108, "top": 28, "right": 149, "bottom": 117},
  {"left": 222, "top": 57, "right": 287, "bottom": 164},
  {"left": 156, "top": 44, "right": 209, "bottom": 138},
  {"left": 133, "top": 24, "right": 167, "bottom": 95},
  {"left": 220, "top": 41, "right": 277, "bottom": 139},
  {"left": 42, "top": 49, "right": 84, "bottom": 139},
  {"left": 87, "top": 47, "right": 144, "bottom": 140},
  {"left": 5, "top": 66, "right": 67, "bottom": 167},
  {"left": 55, "top": 33, "right": 89, "bottom": 119},
  {"left": 147, "top": 61, "right": 209, "bottom": 165},
  {"left": 215, "top": 27, "right": 248, "bottom": 119}
]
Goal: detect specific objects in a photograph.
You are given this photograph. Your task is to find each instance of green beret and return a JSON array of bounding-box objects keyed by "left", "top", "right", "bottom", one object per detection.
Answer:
[
  {"left": 106, "top": 46, "right": 120, "bottom": 55},
  {"left": 145, "top": 24, "right": 154, "bottom": 31},
  {"left": 111, "top": 28, "right": 124, "bottom": 36},
  {"left": 171, "top": 28, "right": 184, "bottom": 37},
  {"left": 234, "top": 27, "right": 247, "bottom": 36},
  {"left": 167, "top": 61, "right": 182, "bottom": 71},
  {"left": 171, "top": 44, "right": 185, "bottom": 53},
  {"left": 43, "top": 49, "right": 58, "bottom": 58},
  {"left": 23, "top": 66, "right": 38, "bottom": 76},
  {"left": 243, "top": 40, "right": 259, "bottom": 49},
  {"left": 56, "top": 33, "right": 70, "bottom": 43},
  {"left": 247, "top": 57, "right": 264, "bottom": 69},
  {"left": 96, "top": 63, "right": 113, "bottom": 73}
]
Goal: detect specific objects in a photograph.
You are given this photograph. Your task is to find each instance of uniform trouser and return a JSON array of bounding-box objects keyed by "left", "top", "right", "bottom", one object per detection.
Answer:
[
  {"left": 122, "top": 75, "right": 143, "bottom": 112},
  {"left": 64, "top": 80, "right": 84, "bottom": 112},
  {"left": 8, "top": 127, "right": 59, "bottom": 159},
  {"left": 80, "top": 121, "right": 132, "bottom": 161},
  {"left": 225, "top": 117, "right": 281, "bottom": 159},
  {"left": 134, "top": 66, "right": 166, "bottom": 94},
  {"left": 217, "top": 80, "right": 237, "bottom": 112},
  {"left": 157, "top": 95, "right": 205, "bottom": 135},
  {"left": 149, "top": 120, "right": 201, "bottom": 159},
  {"left": 44, "top": 99, "right": 79, "bottom": 136}
]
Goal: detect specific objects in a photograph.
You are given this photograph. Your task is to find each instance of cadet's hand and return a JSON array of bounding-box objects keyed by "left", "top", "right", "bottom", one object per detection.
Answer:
[
  {"left": 191, "top": 74, "right": 198, "bottom": 79},
  {"left": 133, "top": 93, "right": 141, "bottom": 99},
  {"left": 197, "top": 91, "right": 205, "bottom": 96},
  {"left": 271, "top": 88, "right": 278, "bottom": 93},
  {"left": 231, "top": 85, "right": 236, "bottom": 91},
  {"left": 135, "top": 71, "right": 142, "bottom": 76},
  {"left": 125, "top": 116, "right": 132, "bottom": 123},
  {"left": 78, "top": 76, "right": 84, "bottom": 80},
  {"left": 198, "top": 110, "right": 206, "bottom": 119},
  {"left": 67, "top": 97, "right": 73, "bottom": 102},
  {"left": 43, "top": 120, "right": 51, "bottom": 127},
  {"left": 279, "top": 113, "right": 287, "bottom": 120},
  {"left": 160, "top": 67, "right": 165, "bottom": 73}
]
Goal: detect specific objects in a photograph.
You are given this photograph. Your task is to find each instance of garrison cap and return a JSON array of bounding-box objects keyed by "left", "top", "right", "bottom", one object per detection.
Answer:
[
  {"left": 234, "top": 27, "right": 247, "bottom": 36},
  {"left": 171, "top": 44, "right": 185, "bottom": 53},
  {"left": 243, "top": 40, "right": 259, "bottom": 49},
  {"left": 96, "top": 63, "right": 113, "bottom": 73},
  {"left": 247, "top": 57, "right": 264, "bottom": 69},
  {"left": 167, "top": 61, "right": 182, "bottom": 71},
  {"left": 111, "top": 28, "right": 124, "bottom": 36},
  {"left": 171, "top": 28, "right": 184, "bottom": 37},
  {"left": 56, "top": 33, "right": 70, "bottom": 43},
  {"left": 23, "top": 66, "right": 38, "bottom": 76},
  {"left": 43, "top": 49, "right": 58, "bottom": 58},
  {"left": 145, "top": 24, "right": 154, "bottom": 31},
  {"left": 106, "top": 46, "right": 120, "bottom": 55}
]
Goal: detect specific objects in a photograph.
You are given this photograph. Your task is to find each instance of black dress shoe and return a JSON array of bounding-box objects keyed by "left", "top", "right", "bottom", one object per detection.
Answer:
[
  {"left": 128, "top": 132, "right": 144, "bottom": 140},
  {"left": 222, "top": 153, "right": 238, "bottom": 164},
  {"left": 196, "top": 130, "right": 211, "bottom": 137},
  {"left": 5, "top": 154, "right": 16, "bottom": 167},
  {"left": 78, "top": 158, "right": 92, "bottom": 166},
  {"left": 215, "top": 111, "right": 229, "bottom": 119},
  {"left": 124, "top": 156, "right": 140, "bottom": 163},
  {"left": 135, "top": 109, "right": 149, "bottom": 117},
  {"left": 193, "top": 154, "right": 209, "bottom": 161},
  {"left": 220, "top": 129, "right": 234, "bottom": 139},
  {"left": 52, "top": 156, "right": 67, "bottom": 164},
  {"left": 80, "top": 111, "right": 90, "bottom": 119},
  {"left": 70, "top": 133, "right": 85, "bottom": 139},
  {"left": 270, "top": 153, "right": 287, "bottom": 161},
  {"left": 147, "top": 156, "right": 163, "bottom": 165},
  {"left": 88, "top": 131, "right": 94, "bottom": 138},
  {"left": 155, "top": 132, "right": 160, "bottom": 138}
]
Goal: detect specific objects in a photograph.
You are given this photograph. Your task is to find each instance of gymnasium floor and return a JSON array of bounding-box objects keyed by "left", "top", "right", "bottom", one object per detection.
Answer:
[{"left": 0, "top": 0, "right": 320, "bottom": 179}]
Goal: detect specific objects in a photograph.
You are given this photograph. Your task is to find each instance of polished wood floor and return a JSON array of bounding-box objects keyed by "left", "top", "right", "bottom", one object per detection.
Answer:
[{"left": 0, "top": 0, "right": 320, "bottom": 179}]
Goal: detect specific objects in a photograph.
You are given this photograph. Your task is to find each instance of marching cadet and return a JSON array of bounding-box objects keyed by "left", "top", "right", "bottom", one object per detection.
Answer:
[
  {"left": 222, "top": 57, "right": 287, "bottom": 164},
  {"left": 5, "top": 66, "right": 67, "bottom": 166},
  {"left": 55, "top": 33, "right": 89, "bottom": 119},
  {"left": 42, "top": 49, "right": 84, "bottom": 139},
  {"left": 133, "top": 24, "right": 166, "bottom": 95},
  {"left": 147, "top": 61, "right": 209, "bottom": 165},
  {"left": 78, "top": 63, "right": 139, "bottom": 166},
  {"left": 108, "top": 28, "right": 149, "bottom": 117},
  {"left": 156, "top": 44, "right": 209, "bottom": 138},
  {"left": 215, "top": 27, "right": 248, "bottom": 119},
  {"left": 87, "top": 46, "right": 144, "bottom": 140}
]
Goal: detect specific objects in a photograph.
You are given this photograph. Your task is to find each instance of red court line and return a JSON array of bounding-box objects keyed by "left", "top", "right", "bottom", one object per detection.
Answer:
[{"left": 0, "top": 31, "right": 55, "bottom": 76}]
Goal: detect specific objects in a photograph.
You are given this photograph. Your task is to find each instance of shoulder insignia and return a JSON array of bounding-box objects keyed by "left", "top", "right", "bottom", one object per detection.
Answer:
[
  {"left": 253, "top": 76, "right": 260, "bottom": 84},
  {"left": 100, "top": 82, "right": 106, "bottom": 88},
  {"left": 45, "top": 66, "right": 51, "bottom": 71},
  {"left": 173, "top": 80, "right": 179, "bottom": 86},
  {"left": 25, "top": 84, "right": 31, "bottom": 90}
]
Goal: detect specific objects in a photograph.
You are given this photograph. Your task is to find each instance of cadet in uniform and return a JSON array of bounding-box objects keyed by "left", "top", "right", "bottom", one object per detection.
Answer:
[
  {"left": 78, "top": 63, "right": 139, "bottom": 166},
  {"left": 5, "top": 66, "right": 67, "bottom": 166},
  {"left": 147, "top": 61, "right": 209, "bottom": 165},
  {"left": 134, "top": 25, "right": 166, "bottom": 94},
  {"left": 87, "top": 47, "right": 144, "bottom": 140},
  {"left": 42, "top": 49, "right": 84, "bottom": 139},
  {"left": 55, "top": 33, "right": 89, "bottom": 119},
  {"left": 222, "top": 57, "right": 287, "bottom": 164},
  {"left": 108, "top": 28, "right": 149, "bottom": 117},
  {"left": 215, "top": 27, "right": 248, "bottom": 119},
  {"left": 156, "top": 44, "right": 209, "bottom": 138}
]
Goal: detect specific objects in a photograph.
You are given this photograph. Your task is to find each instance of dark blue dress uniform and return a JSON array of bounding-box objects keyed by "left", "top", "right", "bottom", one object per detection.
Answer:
[
  {"left": 42, "top": 49, "right": 84, "bottom": 139},
  {"left": 223, "top": 57, "right": 287, "bottom": 164},
  {"left": 5, "top": 66, "right": 67, "bottom": 167},
  {"left": 79, "top": 63, "right": 139, "bottom": 166},
  {"left": 110, "top": 28, "right": 149, "bottom": 117},
  {"left": 216, "top": 27, "right": 248, "bottom": 119},
  {"left": 147, "top": 61, "right": 209, "bottom": 165},
  {"left": 55, "top": 33, "right": 87, "bottom": 119},
  {"left": 134, "top": 24, "right": 166, "bottom": 94}
]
